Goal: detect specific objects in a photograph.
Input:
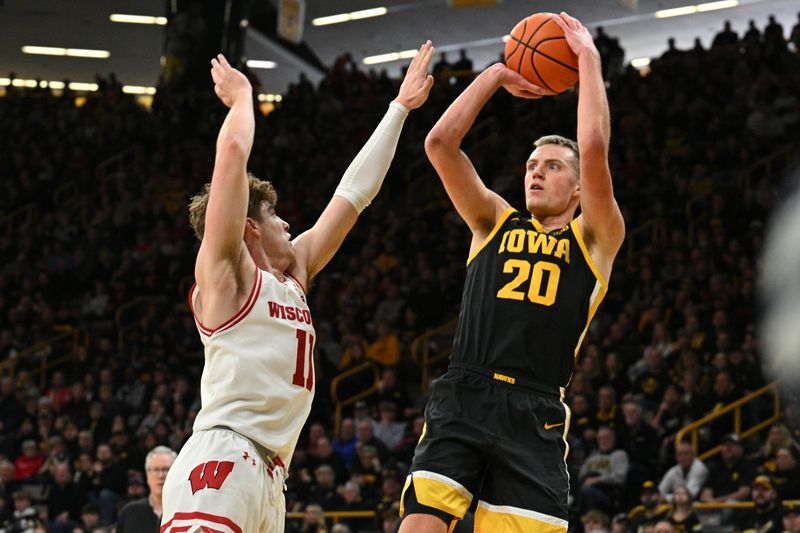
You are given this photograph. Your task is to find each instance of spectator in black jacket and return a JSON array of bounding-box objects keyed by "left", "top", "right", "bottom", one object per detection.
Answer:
[
  {"left": 47, "top": 461, "right": 84, "bottom": 532},
  {"left": 701, "top": 433, "right": 757, "bottom": 503},
  {"left": 116, "top": 445, "right": 176, "bottom": 533},
  {"left": 88, "top": 443, "right": 126, "bottom": 525}
]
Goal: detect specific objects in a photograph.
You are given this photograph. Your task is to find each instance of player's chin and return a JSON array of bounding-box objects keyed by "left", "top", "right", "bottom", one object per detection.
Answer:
[{"left": 525, "top": 197, "right": 542, "bottom": 214}]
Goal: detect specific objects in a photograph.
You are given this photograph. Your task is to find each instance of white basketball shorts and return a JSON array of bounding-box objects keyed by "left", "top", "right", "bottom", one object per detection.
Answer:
[{"left": 160, "top": 428, "right": 286, "bottom": 533}]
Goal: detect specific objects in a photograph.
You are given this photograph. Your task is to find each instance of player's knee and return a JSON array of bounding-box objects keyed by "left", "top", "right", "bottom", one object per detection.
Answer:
[{"left": 398, "top": 513, "right": 450, "bottom": 533}]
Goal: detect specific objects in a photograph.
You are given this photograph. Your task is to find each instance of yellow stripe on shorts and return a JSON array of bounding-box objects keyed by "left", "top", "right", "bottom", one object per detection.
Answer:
[{"left": 475, "top": 501, "right": 568, "bottom": 533}]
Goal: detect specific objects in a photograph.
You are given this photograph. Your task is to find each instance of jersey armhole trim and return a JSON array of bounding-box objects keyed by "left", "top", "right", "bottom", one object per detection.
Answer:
[
  {"left": 466, "top": 207, "right": 516, "bottom": 266},
  {"left": 570, "top": 219, "right": 609, "bottom": 290},
  {"left": 284, "top": 271, "right": 307, "bottom": 295},
  {"left": 189, "top": 268, "right": 262, "bottom": 337}
]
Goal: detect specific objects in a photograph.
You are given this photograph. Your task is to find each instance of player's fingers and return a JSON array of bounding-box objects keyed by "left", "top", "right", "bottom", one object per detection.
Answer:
[
  {"left": 423, "top": 43, "right": 435, "bottom": 69},
  {"left": 510, "top": 88, "right": 540, "bottom": 99},
  {"left": 563, "top": 12, "right": 581, "bottom": 29},
  {"left": 217, "top": 54, "right": 230, "bottom": 68},
  {"left": 413, "top": 41, "right": 432, "bottom": 71},
  {"left": 554, "top": 15, "right": 569, "bottom": 32},
  {"left": 423, "top": 74, "right": 434, "bottom": 92}
]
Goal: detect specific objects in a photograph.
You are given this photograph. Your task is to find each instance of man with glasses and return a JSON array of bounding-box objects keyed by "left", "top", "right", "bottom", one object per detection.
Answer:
[{"left": 116, "top": 446, "right": 176, "bottom": 532}]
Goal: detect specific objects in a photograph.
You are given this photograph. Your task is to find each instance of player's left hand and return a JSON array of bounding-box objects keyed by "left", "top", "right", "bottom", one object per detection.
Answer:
[
  {"left": 394, "top": 40, "right": 435, "bottom": 110},
  {"left": 553, "top": 12, "right": 598, "bottom": 59},
  {"left": 210, "top": 54, "right": 252, "bottom": 108}
]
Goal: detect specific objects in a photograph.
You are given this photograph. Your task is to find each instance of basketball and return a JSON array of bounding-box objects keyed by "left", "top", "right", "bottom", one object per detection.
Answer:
[{"left": 504, "top": 13, "right": 579, "bottom": 94}]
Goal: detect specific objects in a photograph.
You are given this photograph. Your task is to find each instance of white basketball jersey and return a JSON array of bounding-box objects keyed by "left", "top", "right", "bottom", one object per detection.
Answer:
[{"left": 189, "top": 268, "right": 315, "bottom": 465}]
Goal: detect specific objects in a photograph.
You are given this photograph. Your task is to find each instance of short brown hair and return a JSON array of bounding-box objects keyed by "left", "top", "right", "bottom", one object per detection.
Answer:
[
  {"left": 533, "top": 135, "right": 580, "bottom": 178},
  {"left": 188, "top": 174, "right": 278, "bottom": 241}
]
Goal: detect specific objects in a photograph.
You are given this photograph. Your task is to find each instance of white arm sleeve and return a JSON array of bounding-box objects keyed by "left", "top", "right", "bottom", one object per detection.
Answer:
[{"left": 334, "top": 101, "right": 409, "bottom": 213}]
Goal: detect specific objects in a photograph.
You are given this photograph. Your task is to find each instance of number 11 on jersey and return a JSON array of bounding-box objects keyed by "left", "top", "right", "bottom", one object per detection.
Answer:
[{"left": 292, "top": 329, "right": 315, "bottom": 391}]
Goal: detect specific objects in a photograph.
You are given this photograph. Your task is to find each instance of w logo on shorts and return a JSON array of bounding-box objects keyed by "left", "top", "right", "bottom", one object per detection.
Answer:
[{"left": 188, "top": 460, "right": 235, "bottom": 494}]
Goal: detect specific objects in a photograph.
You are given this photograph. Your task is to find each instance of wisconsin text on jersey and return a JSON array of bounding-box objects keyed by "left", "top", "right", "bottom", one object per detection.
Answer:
[{"left": 267, "top": 301, "right": 313, "bottom": 324}]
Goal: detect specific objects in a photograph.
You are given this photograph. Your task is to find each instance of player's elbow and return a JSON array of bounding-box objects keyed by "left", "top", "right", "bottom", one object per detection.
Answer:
[
  {"left": 578, "top": 131, "right": 609, "bottom": 155},
  {"left": 217, "top": 134, "right": 251, "bottom": 158},
  {"left": 424, "top": 131, "right": 445, "bottom": 154},
  {"left": 424, "top": 130, "right": 456, "bottom": 158}
]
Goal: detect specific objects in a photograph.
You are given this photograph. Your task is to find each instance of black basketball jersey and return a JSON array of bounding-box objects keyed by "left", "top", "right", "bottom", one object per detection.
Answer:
[{"left": 451, "top": 208, "right": 608, "bottom": 389}]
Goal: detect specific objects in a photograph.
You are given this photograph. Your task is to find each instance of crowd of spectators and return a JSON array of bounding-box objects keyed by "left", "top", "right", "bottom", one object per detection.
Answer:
[{"left": 1, "top": 13, "right": 799, "bottom": 533}]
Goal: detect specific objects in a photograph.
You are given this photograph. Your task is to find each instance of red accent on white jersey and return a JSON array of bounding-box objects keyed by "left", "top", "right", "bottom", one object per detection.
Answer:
[
  {"left": 189, "top": 269, "right": 315, "bottom": 464},
  {"left": 160, "top": 511, "right": 243, "bottom": 533}
]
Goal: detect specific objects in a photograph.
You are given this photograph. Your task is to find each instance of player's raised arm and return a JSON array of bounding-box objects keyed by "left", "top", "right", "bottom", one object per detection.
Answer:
[
  {"left": 555, "top": 13, "right": 625, "bottom": 273},
  {"left": 424, "top": 63, "right": 550, "bottom": 237},
  {"left": 289, "top": 41, "right": 436, "bottom": 284},
  {"left": 194, "top": 55, "right": 255, "bottom": 304}
]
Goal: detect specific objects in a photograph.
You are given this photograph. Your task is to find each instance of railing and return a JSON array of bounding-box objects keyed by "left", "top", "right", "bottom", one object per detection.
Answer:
[
  {"left": 624, "top": 217, "right": 668, "bottom": 269},
  {"left": 286, "top": 510, "right": 376, "bottom": 525},
  {"left": 685, "top": 142, "right": 798, "bottom": 247},
  {"left": 0, "top": 326, "right": 84, "bottom": 389},
  {"left": 675, "top": 381, "right": 781, "bottom": 461},
  {"left": 53, "top": 180, "right": 80, "bottom": 214},
  {"left": 410, "top": 319, "right": 458, "bottom": 392},
  {"left": 694, "top": 499, "right": 800, "bottom": 510},
  {"left": 0, "top": 203, "right": 37, "bottom": 233},
  {"left": 737, "top": 143, "right": 797, "bottom": 191},
  {"left": 330, "top": 362, "right": 380, "bottom": 436},
  {"left": 115, "top": 296, "right": 160, "bottom": 352},
  {"left": 96, "top": 147, "right": 136, "bottom": 180}
]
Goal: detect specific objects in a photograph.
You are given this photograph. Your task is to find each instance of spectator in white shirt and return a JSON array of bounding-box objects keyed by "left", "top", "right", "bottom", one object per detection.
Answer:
[{"left": 659, "top": 441, "right": 708, "bottom": 501}]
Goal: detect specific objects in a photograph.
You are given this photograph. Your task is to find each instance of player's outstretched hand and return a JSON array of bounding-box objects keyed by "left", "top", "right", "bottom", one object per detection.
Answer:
[
  {"left": 394, "top": 40, "right": 435, "bottom": 110},
  {"left": 490, "top": 63, "right": 553, "bottom": 99},
  {"left": 210, "top": 54, "right": 252, "bottom": 108},
  {"left": 553, "top": 12, "right": 598, "bottom": 58}
]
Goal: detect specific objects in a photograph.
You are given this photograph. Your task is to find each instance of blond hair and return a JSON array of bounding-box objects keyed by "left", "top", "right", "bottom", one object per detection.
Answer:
[
  {"left": 533, "top": 135, "right": 580, "bottom": 178},
  {"left": 188, "top": 174, "right": 278, "bottom": 241}
]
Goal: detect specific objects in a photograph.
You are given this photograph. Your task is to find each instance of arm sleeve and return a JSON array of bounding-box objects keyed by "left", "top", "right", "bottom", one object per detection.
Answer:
[{"left": 334, "top": 101, "right": 409, "bottom": 213}]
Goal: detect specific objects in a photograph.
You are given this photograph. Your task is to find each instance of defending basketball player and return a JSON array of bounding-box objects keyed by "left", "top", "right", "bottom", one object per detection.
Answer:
[
  {"left": 399, "top": 13, "right": 624, "bottom": 532},
  {"left": 160, "top": 43, "right": 435, "bottom": 533}
]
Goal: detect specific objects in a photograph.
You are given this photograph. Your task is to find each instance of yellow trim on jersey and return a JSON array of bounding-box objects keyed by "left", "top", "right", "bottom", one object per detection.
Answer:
[
  {"left": 570, "top": 219, "right": 609, "bottom": 360},
  {"left": 466, "top": 207, "right": 516, "bottom": 266},
  {"left": 475, "top": 501, "right": 568, "bottom": 533},
  {"left": 418, "top": 422, "right": 427, "bottom": 445},
  {"left": 530, "top": 217, "right": 545, "bottom": 232},
  {"left": 569, "top": 219, "right": 608, "bottom": 289}
]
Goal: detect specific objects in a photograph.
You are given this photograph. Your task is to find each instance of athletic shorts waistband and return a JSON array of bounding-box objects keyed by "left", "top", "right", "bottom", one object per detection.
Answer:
[
  {"left": 206, "top": 425, "right": 284, "bottom": 467},
  {"left": 447, "top": 361, "right": 560, "bottom": 398}
]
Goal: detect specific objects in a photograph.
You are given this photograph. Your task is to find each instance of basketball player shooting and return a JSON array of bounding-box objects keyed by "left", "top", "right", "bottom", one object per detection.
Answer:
[
  {"left": 160, "top": 43, "right": 435, "bottom": 533},
  {"left": 398, "top": 13, "right": 624, "bottom": 533}
]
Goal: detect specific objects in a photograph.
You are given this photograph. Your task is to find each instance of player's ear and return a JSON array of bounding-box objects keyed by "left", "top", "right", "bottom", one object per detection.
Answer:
[{"left": 244, "top": 217, "right": 259, "bottom": 237}]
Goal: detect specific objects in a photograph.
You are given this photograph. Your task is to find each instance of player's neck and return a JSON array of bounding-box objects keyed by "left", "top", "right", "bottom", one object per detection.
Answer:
[
  {"left": 531, "top": 212, "right": 573, "bottom": 232},
  {"left": 247, "top": 243, "right": 290, "bottom": 280}
]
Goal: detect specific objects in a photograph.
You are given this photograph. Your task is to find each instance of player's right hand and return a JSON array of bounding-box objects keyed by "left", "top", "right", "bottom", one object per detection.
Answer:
[
  {"left": 394, "top": 40, "right": 435, "bottom": 110},
  {"left": 491, "top": 63, "right": 553, "bottom": 99},
  {"left": 210, "top": 54, "right": 252, "bottom": 108}
]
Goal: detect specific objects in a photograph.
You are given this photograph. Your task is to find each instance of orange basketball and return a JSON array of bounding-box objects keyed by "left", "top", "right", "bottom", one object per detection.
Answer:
[{"left": 504, "top": 13, "right": 579, "bottom": 94}]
